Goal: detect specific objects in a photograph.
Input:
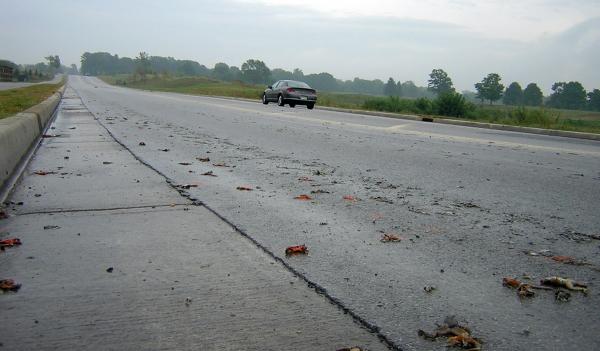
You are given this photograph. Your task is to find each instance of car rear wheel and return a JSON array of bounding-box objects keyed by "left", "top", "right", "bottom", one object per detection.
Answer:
[
  {"left": 307, "top": 103, "right": 314, "bottom": 110},
  {"left": 262, "top": 93, "right": 268, "bottom": 104},
  {"left": 289, "top": 103, "right": 296, "bottom": 108},
  {"left": 277, "top": 95, "right": 285, "bottom": 106}
]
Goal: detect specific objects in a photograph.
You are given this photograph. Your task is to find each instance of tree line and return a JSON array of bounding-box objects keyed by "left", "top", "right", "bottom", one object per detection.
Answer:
[
  {"left": 421, "top": 69, "right": 599, "bottom": 111},
  {"left": 1, "top": 56, "right": 77, "bottom": 82},
  {"left": 79, "top": 52, "right": 600, "bottom": 111},
  {"left": 80, "top": 52, "right": 434, "bottom": 98}
]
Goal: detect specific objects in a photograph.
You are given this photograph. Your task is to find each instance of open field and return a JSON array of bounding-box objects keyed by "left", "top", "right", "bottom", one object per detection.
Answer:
[
  {"left": 99, "top": 75, "right": 600, "bottom": 134},
  {"left": 100, "top": 74, "right": 375, "bottom": 109},
  {"left": 0, "top": 81, "right": 64, "bottom": 119}
]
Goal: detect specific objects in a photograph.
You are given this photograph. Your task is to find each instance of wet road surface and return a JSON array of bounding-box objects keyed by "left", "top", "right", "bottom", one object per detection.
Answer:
[
  {"left": 24, "top": 75, "right": 600, "bottom": 349},
  {"left": 0, "top": 87, "right": 389, "bottom": 350}
]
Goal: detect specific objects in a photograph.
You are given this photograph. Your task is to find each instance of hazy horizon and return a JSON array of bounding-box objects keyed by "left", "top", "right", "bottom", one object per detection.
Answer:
[{"left": 1, "top": 0, "right": 599, "bottom": 93}]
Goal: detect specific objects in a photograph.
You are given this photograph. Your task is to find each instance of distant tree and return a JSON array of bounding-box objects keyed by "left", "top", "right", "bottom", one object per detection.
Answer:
[
  {"left": 548, "top": 81, "right": 587, "bottom": 110},
  {"left": 475, "top": 73, "right": 504, "bottom": 104},
  {"left": 522, "top": 83, "right": 543, "bottom": 106},
  {"left": 292, "top": 68, "right": 304, "bottom": 81},
  {"left": 229, "top": 66, "right": 241, "bottom": 80},
  {"left": 241, "top": 59, "right": 271, "bottom": 84},
  {"left": 135, "top": 52, "right": 151, "bottom": 80},
  {"left": 401, "top": 80, "right": 419, "bottom": 98},
  {"left": 384, "top": 77, "right": 398, "bottom": 96},
  {"left": 461, "top": 90, "right": 480, "bottom": 104},
  {"left": 304, "top": 72, "right": 339, "bottom": 91},
  {"left": 427, "top": 69, "right": 455, "bottom": 95},
  {"left": 45, "top": 55, "right": 61, "bottom": 69},
  {"left": 588, "top": 89, "right": 600, "bottom": 111},
  {"left": 503, "top": 82, "right": 523, "bottom": 105},
  {"left": 70, "top": 64, "right": 79, "bottom": 74},
  {"left": 271, "top": 68, "right": 294, "bottom": 82},
  {"left": 396, "top": 80, "right": 403, "bottom": 97},
  {"left": 213, "top": 62, "right": 231, "bottom": 81},
  {"left": 349, "top": 77, "right": 384, "bottom": 95}
]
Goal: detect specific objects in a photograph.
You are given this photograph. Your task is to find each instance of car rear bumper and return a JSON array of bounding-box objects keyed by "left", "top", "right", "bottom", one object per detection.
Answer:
[{"left": 284, "top": 95, "right": 317, "bottom": 104}]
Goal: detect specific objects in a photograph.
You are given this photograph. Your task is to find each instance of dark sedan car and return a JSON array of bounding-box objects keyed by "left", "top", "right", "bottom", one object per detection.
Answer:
[{"left": 262, "top": 80, "right": 317, "bottom": 109}]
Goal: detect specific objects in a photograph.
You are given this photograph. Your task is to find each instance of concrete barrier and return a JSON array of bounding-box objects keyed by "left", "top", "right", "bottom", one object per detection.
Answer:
[
  {"left": 25, "top": 92, "right": 63, "bottom": 127},
  {"left": 0, "top": 85, "right": 65, "bottom": 192}
]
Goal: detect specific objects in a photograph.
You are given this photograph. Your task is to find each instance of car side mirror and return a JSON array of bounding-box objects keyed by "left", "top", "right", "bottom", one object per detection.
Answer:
[{"left": 268, "top": 86, "right": 272, "bottom": 89}]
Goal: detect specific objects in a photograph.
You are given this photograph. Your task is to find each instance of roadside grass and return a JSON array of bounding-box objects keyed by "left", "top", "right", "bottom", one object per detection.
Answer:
[
  {"left": 99, "top": 75, "right": 600, "bottom": 134},
  {"left": 0, "top": 82, "right": 64, "bottom": 119}
]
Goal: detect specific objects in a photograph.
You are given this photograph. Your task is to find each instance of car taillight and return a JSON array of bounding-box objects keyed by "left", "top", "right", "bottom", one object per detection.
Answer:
[{"left": 287, "top": 88, "right": 295, "bottom": 93}]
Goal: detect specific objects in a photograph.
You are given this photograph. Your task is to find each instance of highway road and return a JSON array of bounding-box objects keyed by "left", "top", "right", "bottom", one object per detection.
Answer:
[
  {"left": 68, "top": 75, "right": 600, "bottom": 350},
  {"left": 0, "top": 74, "right": 63, "bottom": 90}
]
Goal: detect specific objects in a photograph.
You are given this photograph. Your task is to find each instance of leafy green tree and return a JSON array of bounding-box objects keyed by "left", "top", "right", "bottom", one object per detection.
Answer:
[
  {"left": 396, "top": 80, "right": 403, "bottom": 97},
  {"left": 292, "top": 68, "right": 304, "bottom": 81},
  {"left": 45, "top": 55, "right": 61, "bottom": 69},
  {"left": 547, "top": 81, "right": 587, "bottom": 110},
  {"left": 384, "top": 77, "right": 398, "bottom": 96},
  {"left": 475, "top": 73, "right": 504, "bottom": 104},
  {"left": 588, "top": 89, "right": 600, "bottom": 111},
  {"left": 522, "top": 83, "right": 543, "bottom": 106},
  {"left": 304, "top": 72, "right": 339, "bottom": 91},
  {"left": 241, "top": 59, "right": 271, "bottom": 84},
  {"left": 213, "top": 62, "right": 231, "bottom": 81},
  {"left": 427, "top": 69, "right": 455, "bottom": 95},
  {"left": 503, "top": 82, "right": 523, "bottom": 105},
  {"left": 229, "top": 66, "right": 241, "bottom": 81},
  {"left": 135, "top": 52, "right": 151, "bottom": 80},
  {"left": 401, "top": 80, "right": 419, "bottom": 98}
]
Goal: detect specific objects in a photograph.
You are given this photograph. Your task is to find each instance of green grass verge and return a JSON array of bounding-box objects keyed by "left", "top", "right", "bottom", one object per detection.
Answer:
[
  {"left": 100, "top": 75, "right": 600, "bottom": 134},
  {"left": 0, "top": 82, "right": 64, "bottom": 119}
]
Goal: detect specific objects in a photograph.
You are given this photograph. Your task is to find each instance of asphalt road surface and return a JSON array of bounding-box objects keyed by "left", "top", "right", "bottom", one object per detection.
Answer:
[
  {"left": 0, "top": 74, "right": 63, "bottom": 90},
  {"left": 66, "top": 76, "right": 600, "bottom": 349}
]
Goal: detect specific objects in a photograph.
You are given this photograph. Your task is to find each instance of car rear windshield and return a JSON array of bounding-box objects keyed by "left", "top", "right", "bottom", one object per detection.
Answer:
[{"left": 287, "top": 81, "right": 311, "bottom": 89}]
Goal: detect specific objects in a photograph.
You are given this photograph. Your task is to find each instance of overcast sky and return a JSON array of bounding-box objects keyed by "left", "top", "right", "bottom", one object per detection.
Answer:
[{"left": 1, "top": 0, "right": 599, "bottom": 92}]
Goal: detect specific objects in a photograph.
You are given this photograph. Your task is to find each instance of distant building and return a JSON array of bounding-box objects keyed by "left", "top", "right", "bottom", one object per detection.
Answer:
[{"left": 0, "top": 64, "right": 14, "bottom": 81}]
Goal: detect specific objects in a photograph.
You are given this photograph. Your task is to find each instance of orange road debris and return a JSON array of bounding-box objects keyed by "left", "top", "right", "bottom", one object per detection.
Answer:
[
  {"left": 0, "top": 238, "right": 22, "bottom": 250},
  {"left": 0, "top": 279, "right": 21, "bottom": 292},
  {"left": 294, "top": 194, "right": 312, "bottom": 201},
  {"left": 380, "top": 234, "right": 401, "bottom": 242},
  {"left": 285, "top": 245, "right": 308, "bottom": 256},
  {"left": 551, "top": 255, "right": 576, "bottom": 264}
]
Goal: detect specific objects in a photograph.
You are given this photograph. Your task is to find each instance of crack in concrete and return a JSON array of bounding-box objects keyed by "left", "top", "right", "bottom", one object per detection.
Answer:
[
  {"left": 73, "top": 86, "right": 404, "bottom": 351},
  {"left": 14, "top": 203, "right": 191, "bottom": 216}
]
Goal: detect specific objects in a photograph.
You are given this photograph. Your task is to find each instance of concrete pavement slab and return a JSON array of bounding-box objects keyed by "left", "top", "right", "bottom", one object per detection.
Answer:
[
  {"left": 0, "top": 87, "right": 391, "bottom": 350},
  {"left": 1, "top": 206, "right": 387, "bottom": 351}
]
